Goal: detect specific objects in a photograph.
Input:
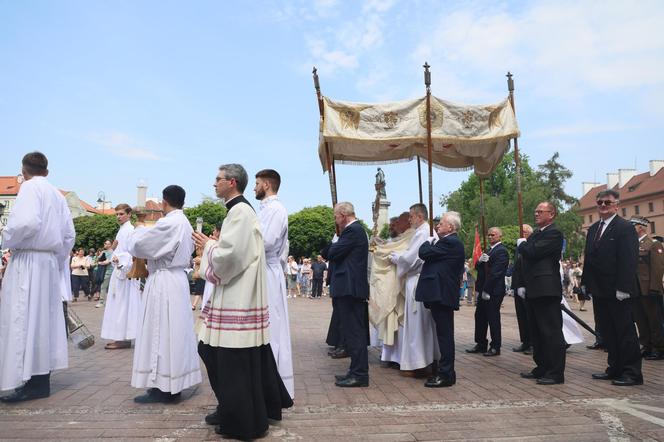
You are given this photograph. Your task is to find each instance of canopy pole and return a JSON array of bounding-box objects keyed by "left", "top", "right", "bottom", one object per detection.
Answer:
[
  {"left": 424, "top": 62, "right": 434, "bottom": 236},
  {"left": 507, "top": 72, "right": 524, "bottom": 238},
  {"left": 416, "top": 156, "right": 423, "bottom": 204},
  {"left": 479, "top": 177, "right": 488, "bottom": 250},
  {"left": 313, "top": 67, "right": 338, "bottom": 208}
]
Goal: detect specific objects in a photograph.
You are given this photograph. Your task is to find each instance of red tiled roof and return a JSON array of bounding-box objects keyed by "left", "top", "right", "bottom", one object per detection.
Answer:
[
  {"left": 60, "top": 189, "right": 115, "bottom": 215},
  {"left": 577, "top": 168, "right": 664, "bottom": 211},
  {"left": 0, "top": 176, "right": 21, "bottom": 195}
]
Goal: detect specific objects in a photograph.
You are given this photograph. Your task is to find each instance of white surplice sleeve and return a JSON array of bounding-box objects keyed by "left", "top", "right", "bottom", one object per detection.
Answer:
[
  {"left": 395, "top": 226, "right": 428, "bottom": 279},
  {"left": 128, "top": 221, "right": 179, "bottom": 261}
]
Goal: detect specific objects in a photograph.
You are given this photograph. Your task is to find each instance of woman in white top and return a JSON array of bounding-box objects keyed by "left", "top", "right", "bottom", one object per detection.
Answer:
[{"left": 70, "top": 248, "right": 90, "bottom": 301}]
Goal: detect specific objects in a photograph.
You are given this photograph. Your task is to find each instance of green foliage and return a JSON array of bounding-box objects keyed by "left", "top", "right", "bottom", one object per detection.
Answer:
[
  {"left": 498, "top": 225, "right": 521, "bottom": 262},
  {"left": 379, "top": 223, "right": 390, "bottom": 240},
  {"left": 441, "top": 150, "right": 584, "bottom": 259},
  {"left": 73, "top": 215, "right": 120, "bottom": 250},
  {"left": 288, "top": 205, "right": 336, "bottom": 259},
  {"left": 184, "top": 200, "right": 227, "bottom": 235}
]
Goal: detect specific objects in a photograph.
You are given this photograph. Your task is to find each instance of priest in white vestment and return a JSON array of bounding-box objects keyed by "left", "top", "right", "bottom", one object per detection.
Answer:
[
  {"left": 385, "top": 204, "right": 440, "bottom": 373},
  {"left": 193, "top": 163, "right": 292, "bottom": 440},
  {"left": 100, "top": 203, "right": 142, "bottom": 349},
  {"left": 0, "top": 152, "right": 75, "bottom": 402},
  {"left": 127, "top": 185, "right": 202, "bottom": 403},
  {"left": 253, "top": 169, "right": 294, "bottom": 399}
]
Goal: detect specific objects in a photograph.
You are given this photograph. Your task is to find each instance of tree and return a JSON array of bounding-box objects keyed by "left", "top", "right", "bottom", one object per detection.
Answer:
[
  {"left": 537, "top": 152, "right": 577, "bottom": 208},
  {"left": 288, "top": 206, "right": 336, "bottom": 259},
  {"left": 184, "top": 200, "right": 227, "bottom": 235},
  {"left": 73, "top": 215, "right": 120, "bottom": 250}
]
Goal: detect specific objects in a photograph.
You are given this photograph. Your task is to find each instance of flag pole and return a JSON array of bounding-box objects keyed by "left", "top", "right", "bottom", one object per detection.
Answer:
[
  {"left": 479, "top": 177, "right": 488, "bottom": 250},
  {"left": 424, "top": 62, "right": 434, "bottom": 236},
  {"left": 506, "top": 72, "right": 524, "bottom": 237},
  {"left": 417, "top": 156, "right": 423, "bottom": 204}
]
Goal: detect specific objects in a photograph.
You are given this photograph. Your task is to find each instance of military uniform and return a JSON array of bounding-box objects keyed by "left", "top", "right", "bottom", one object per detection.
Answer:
[{"left": 632, "top": 233, "right": 664, "bottom": 360}]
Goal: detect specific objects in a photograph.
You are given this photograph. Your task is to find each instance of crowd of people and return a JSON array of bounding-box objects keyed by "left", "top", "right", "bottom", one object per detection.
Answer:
[{"left": 1, "top": 151, "right": 663, "bottom": 440}]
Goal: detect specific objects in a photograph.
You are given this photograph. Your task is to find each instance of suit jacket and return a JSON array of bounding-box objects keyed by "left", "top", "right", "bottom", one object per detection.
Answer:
[
  {"left": 581, "top": 215, "right": 638, "bottom": 298},
  {"left": 510, "top": 249, "right": 524, "bottom": 291},
  {"left": 320, "top": 221, "right": 369, "bottom": 300},
  {"left": 636, "top": 235, "right": 664, "bottom": 296},
  {"left": 415, "top": 233, "right": 465, "bottom": 309},
  {"left": 475, "top": 243, "right": 509, "bottom": 297},
  {"left": 517, "top": 223, "right": 564, "bottom": 299}
]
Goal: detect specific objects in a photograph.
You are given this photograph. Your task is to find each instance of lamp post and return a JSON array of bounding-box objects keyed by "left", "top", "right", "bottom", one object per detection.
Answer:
[{"left": 96, "top": 191, "right": 109, "bottom": 211}]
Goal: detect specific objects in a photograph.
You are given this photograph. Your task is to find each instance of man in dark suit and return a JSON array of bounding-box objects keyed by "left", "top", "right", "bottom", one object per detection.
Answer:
[
  {"left": 511, "top": 224, "right": 534, "bottom": 355},
  {"left": 321, "top": 202, "right": 370, "bottom": 387},
  {"left": 466, "top": 227, "right": 509, "bottom": 356},
  {"left": 516, "top": 202, "right": 566, "bottom": 385},
  {"left": 416, "top": 211, "right": 465, "bottom": 387},
  {"left": 582, "top": 189, "right": 642, "bottom": 386}
]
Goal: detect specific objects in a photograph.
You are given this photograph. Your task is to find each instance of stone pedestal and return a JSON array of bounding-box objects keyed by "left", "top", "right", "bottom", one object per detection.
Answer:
[{"left": 372, "top": 199, "right": 391, "bottom": 234}]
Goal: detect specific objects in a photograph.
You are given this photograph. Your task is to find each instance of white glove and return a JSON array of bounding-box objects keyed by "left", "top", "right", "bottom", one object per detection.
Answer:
[
  {"left": 481, "top": 291, "right": 490, "bottom": 301},
  {"left": 478, "top": 253, "right": 490, "bottom": 263},
  {"left": 517, "top": 287, "right": 526, "bottom": 299},
  {"left": 517, "top": 238, "right": 527, "bottom": 247},
  {"left": 331, "top": 233, "right": 339, "bottom": 243},
  {"left": 389, "top": 252, "right": 399, "bottom": 265},
  {"left": 616, "top": 290, "right": 630, "bottom": 301}
]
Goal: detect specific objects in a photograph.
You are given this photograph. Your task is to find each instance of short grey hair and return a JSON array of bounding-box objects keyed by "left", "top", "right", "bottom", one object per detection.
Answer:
[
  {"left": 335, "top": 201, "right": 355, "bottom": 216},
  {"left": 522, "top": 224, "right": 534, "bottom": 234},
  {"left": 442, "top": 211, "right": 461, "bottom": 231},
  {"left": 489, "top": 226, "right": 503, "bottom": 237},
  {"left": 218, "top": 163, "right": 248, "bottom": 192}
]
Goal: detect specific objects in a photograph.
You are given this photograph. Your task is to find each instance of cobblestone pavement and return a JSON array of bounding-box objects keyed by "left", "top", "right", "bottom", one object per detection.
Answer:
[{"left": 1, "top": 296, "right": 664, "bottom": 441}]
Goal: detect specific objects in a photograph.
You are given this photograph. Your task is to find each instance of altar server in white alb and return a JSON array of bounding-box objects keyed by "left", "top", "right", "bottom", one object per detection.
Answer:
[
  {"left": 194, "top": 163, "right": 292, "bottom": 440},
  {"left": 385, "top": 203, "right": 440, "bottom": 375},
  {"left": 253, "top": 168, "right": 294, "bottom": 399},
  {"left": 101, "top": 203, "right": 142, "bottom": 349},
  {"left": 0, "top": 152, "right": 75, "bottom": 403},
  {"left": 128, "top": 185, "right": 202, "bottom": 403}
]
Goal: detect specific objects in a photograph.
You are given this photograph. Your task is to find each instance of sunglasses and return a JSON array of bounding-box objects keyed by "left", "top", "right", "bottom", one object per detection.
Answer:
[{"left": 596, "top": 200, "right": 616, "bottom": 206}]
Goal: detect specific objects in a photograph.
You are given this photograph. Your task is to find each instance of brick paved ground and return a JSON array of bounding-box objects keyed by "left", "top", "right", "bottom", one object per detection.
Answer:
[{"left": 1, "top": 295, "right": 664, "bottom": 441}]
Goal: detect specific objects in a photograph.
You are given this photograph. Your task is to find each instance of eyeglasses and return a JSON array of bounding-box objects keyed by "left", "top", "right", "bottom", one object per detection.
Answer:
[
  {"left": 534, "top": 210, "right": 552, "bottom": 214},
  {"left": 215, "top": 177, "right": 234, "bottom": 183},
  {"left": 596, "top": 200, "right": 616, "bottom": 206}
]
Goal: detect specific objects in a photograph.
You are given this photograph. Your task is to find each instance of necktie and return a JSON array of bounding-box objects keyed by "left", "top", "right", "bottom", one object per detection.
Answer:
[{"left": 593, "top": 221, "right": 605, "bottom": 246}]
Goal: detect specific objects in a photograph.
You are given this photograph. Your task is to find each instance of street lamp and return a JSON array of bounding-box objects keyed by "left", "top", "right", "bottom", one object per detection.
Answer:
[{"left": 96, "top": 191, "right": 109, "bottom": 211}]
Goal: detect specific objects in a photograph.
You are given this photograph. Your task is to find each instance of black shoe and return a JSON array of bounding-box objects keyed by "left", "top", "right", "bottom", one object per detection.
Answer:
[
  {"left": 0, "top": 386, "right": 49, "bottom": 403},
  {"left": 591, "top": 372, "right": 615, "bottom": 380},
  {"left": 586, "top": 342, "right": 603, "bottom": 350},
  {"left": 205, "top": 410, "right": 221, "bottom": 425},
  {"left": 523, "top": 347, "right": 533, "bottom": 355},
  {"left": 512, "top": 343, "right": 530, "bottom": 352},
  {"left": 483, "top": 348, "right": 500, "bottom": 357},
  {"left": 645, "top": 351, "right": 664, "bottom": 361},
  {"left": 465, "top": 345, "right": 487, "bottom": 354},
  {"left": 334, "top": 374, "right": 349, "bottom": 381},
  {"left": 520, "top": 371, "right": 540, "bottom": 379},
  {"left": 379, "top": 361, "right": 399, "bottom": 369},
  {"left": 611, "top": 376, "right": 643, "bottom": 386},
  {"left": 335, "top": 377, "right": 368, "bottom": 388},
  {"left": 133, "top": 389, "right": 181, "bottom": 404},
  {"left": 424, "top": 375, "right": 455, "bottom": 388},
  {"left": 327, "top": 346, "right": 339, "bottom": 356},
  {"left": 330, "top": 348, "right": 349, "bottom": 359},
  {"left": 536, "top": 377, "right": 563, "bottom": 385}
]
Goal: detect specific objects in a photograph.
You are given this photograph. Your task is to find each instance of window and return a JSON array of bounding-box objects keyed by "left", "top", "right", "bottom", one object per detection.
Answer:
[
  {"left": 649, "top": 202, "right": 654, "bottom": 212},
  {"left": 622, "top": 208, "right": 627, "bottom": 217},
  {"left": 650, "top": 222, "right": 656, "bottom": 234},
  {"left": 634, "top": 205, "right": 640, "bottom": 215},
  {"left": 588, "top": 214, "right": 593, "bottom": 223}
]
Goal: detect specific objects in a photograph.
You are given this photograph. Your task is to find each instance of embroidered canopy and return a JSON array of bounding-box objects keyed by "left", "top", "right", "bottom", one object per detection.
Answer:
[{"left": 318, "top": 95, "right": 520, "bottom": 178}]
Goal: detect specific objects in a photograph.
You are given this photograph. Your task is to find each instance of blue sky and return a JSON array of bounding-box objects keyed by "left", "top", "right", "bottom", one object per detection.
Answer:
[{"left": 2, "top": 0, "right": 663, "bottom": 224}]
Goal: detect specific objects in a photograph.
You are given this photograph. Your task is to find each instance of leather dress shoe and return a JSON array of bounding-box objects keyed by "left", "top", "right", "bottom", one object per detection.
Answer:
[
  {"left": 512, "top": 343, "right": 530, "bottom": 352},
  {"left": 645, "top": 351, "right": 664, "bottom": 361},
  {"left": 327, "top": 346, "right": 339, "bottom": 356},
  {"left": 205, "top": 410, "right": 221, "bottom": 425},
  {"left": 611, "top": 376, "right": 643, "bottom": 386},
  {"left": 536, "top": 377, "right": 563, "bottom": 385},
  {"left": 424, "top": 375, "right": 455, "bottom": 388},
  {"left": 335, "top": 377, "right": 369, "bottom": 388},
  {"left": 334, "top": 374, "right": 349, "bottom": 381},
  {"left": 134, "top": 389, "right": 181, "bottom": 404},
  {"left": 465, "top": 345, "right": 487, "bottom": 354},
  {"left": 520, "top": 371, "right": 541, "bottom": 379},
  {"left": 591, "top": 372, "right": 615, "bottom": 380},
  {"left": 483, "top": 348, "right": 500, "bottom": 357},
  {"left": 586, "top": 342, "right": 604, "bottom": 350},
  {"left": 0, "top": 385, "right": 49, "bottom": 403},
  {"left": 330, "top": 348, "right": 349, "bottom": 359}
]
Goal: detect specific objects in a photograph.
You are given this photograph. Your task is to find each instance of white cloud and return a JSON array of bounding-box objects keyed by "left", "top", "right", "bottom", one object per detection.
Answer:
[{"left": 90, "top": 132, "right": 167, "bottom": 161}]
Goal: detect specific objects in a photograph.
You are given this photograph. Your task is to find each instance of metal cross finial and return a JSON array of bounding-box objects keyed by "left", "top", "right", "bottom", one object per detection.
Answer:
[
  {"left": 313, "top": 66, "right": 320, "bottom": 90},
  {"left": 423, "top": 62, "right": 431, "bottom": 88},
  {"left": 506, "top": 71, "right": 514, "bottom": 92}
]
